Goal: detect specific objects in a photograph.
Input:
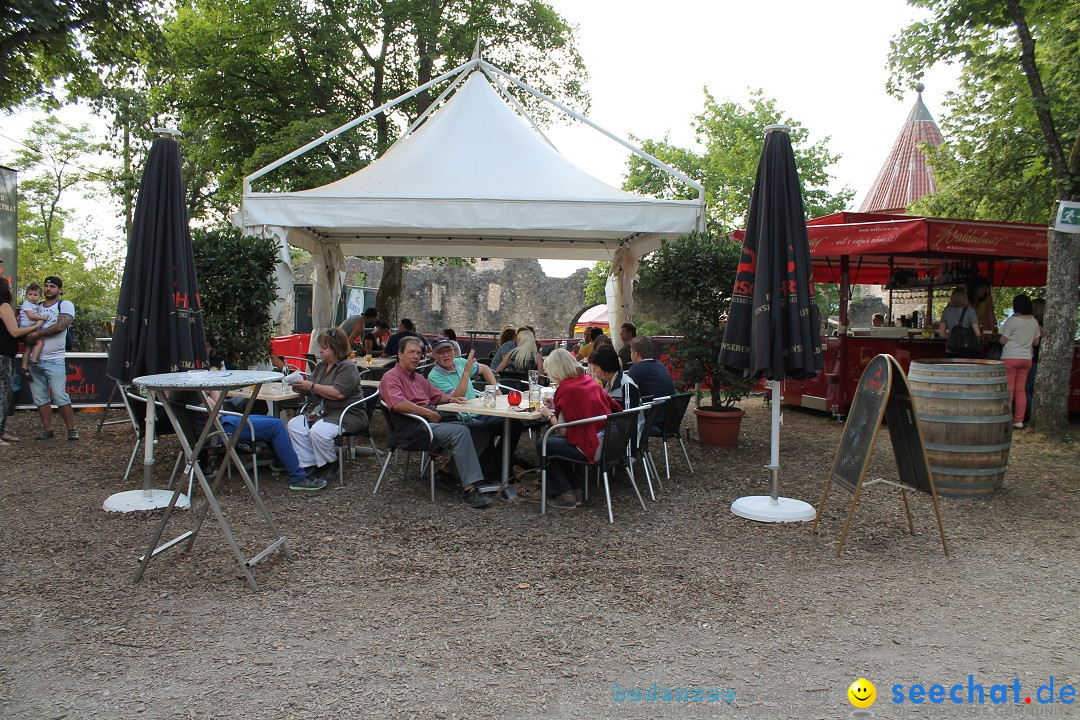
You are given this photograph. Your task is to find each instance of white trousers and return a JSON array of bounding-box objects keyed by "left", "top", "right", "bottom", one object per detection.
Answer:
[{"left": 287, "top": 415, "right": 341, "bottom": 468}]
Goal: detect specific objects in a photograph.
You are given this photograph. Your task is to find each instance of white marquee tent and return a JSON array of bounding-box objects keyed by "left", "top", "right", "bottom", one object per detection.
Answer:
[{"left": 238, "top": 56, "right": 704, "bottom": 345}]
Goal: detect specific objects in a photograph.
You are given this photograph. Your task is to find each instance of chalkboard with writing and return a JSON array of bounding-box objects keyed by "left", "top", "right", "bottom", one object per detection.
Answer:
[{"left": 828, "top": 354, "right": 891, "bottom": 494}]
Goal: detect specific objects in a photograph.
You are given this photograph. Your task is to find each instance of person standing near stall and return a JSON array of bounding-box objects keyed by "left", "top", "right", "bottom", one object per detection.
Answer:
[
  {"left": 997, "top": 294, "right": 1040, "bottom": 429},
  {"left": 939, "top": 287, "right": 982, "bottom": 358},
  {"left": 968, "top": 277, "right": 996, "bottom": 331}
]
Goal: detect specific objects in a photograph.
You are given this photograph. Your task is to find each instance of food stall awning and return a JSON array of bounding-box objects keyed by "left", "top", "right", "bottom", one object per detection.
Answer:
[{"left": 800, "top": 212, "right": 1050, "bottom": 286}]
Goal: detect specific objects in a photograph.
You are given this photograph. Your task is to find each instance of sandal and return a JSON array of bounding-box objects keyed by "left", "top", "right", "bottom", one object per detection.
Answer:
[{"left": 0, "top": 434, "right": 19, "bottom": 442}]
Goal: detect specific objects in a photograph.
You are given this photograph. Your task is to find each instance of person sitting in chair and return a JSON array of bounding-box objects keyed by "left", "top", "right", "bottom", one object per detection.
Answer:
[
  {"left": 287, "top": 327, "right": 368, "bottom": 482},
  {"left": 379, "top": 336, "right": 493, "bottom": 509}
]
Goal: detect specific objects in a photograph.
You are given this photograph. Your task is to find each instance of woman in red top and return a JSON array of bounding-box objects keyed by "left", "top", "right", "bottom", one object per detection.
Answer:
[{"left": 536, "top": 348, "right": 621, "bottom": 509}]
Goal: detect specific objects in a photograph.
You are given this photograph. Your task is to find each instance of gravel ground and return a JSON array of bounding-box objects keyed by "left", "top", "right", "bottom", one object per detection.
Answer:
[{"left": 1, "top": 397, "right": 1077, "bottom": 720}]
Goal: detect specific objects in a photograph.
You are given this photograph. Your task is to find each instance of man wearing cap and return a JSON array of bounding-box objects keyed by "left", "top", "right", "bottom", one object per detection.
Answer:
[
  {"left": 24, "top": 276, "right": 77, "bottom": 440},
  {"left": 379, "top": 336, "right": 492, "bottom": 509},
  {"left": 427, "top": 337, "right": 524, "bottom": 467}
]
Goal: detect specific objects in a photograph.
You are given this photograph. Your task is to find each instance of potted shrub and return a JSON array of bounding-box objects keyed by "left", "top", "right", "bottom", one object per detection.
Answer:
[{"left": 641, "top": 231, "right": 753, "bottom": 446}]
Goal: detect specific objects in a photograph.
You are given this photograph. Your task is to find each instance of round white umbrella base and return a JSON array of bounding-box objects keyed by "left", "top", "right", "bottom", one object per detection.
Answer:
[
  {"left": 103, "top": 489, "right": 190, "bottom": 513},
  {"left": 731, "top": 495, "right": 816, "bottom": 522}
]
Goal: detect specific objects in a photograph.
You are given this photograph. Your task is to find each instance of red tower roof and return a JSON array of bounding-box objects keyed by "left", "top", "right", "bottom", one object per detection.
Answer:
[{"left": 859, "top": 85, "right": 944, "bottom": 214}]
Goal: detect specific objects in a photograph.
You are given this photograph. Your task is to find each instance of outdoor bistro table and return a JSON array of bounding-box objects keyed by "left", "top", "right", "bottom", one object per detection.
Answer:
[
  {"left": 353, "top": 356, "right": 395, "bottom": 368},
  {"left": 227, "top": 381, "right": 300, "bottom": 419},
  {"left": 436, "top": 395, "right": 541, "bottom": 498},
  {"left": 132, "top": 370, "right": 294, "bottom": 591}
]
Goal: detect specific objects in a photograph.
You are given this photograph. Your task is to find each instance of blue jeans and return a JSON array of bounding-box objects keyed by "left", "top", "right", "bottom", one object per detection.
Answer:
[
  {"left": 29, "top": 357, "right": 70, "bottom": 408},
  {"left": 536, "top": 435, "right": 587, "bottom": 496},
  {"left": 220, "top": 414, "right": 306, "bottom": 483}
]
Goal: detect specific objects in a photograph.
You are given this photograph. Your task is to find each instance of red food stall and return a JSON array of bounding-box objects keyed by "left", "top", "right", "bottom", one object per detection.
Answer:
[{"left": 770, "top": 212, "right": 1080, "bottom": 416}]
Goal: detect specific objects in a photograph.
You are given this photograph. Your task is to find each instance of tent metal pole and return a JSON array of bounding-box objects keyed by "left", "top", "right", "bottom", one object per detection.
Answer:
[
  {"left": 243, "top": 58, "right": 480, "bottom": 194},
  {"left": 478, "top": 60, "right": 706, "bottom": 203},
  {"left": 483, "top": 69, "right": 554, "bottom": 146}
]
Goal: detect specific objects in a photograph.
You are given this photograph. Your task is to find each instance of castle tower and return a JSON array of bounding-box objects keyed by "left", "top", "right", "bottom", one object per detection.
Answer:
[{"left": 859, "top": 83, "right": 944, "bottom": 214}]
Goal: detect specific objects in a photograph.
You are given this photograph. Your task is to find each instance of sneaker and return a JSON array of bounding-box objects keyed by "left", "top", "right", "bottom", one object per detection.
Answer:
[
  {"left": 289, "top": 475, "right": 328, "bottom": 491},
  {"left": 18, "top": 368, "right": 31, "bottom": 381},
  {"left": 67, "top": 429, "right": 79, "bottom": 441},
  {"left": 36, "top": 430, "right": 54, "bottom": 441},
  {"left": 1012, "top": 422, "right": 1024, "bottom": 429},
  {"left": 315, "top": 462, "right": 339, "bottom": 479},
  {"left": 547, "top": 490, "right": 579, "bottom": 509},
  {"left": 462, "top": 487, "right": 492, "bottom": 509},
  {"left": 269, "top": 462, "right": 286, "bottom": 473}
]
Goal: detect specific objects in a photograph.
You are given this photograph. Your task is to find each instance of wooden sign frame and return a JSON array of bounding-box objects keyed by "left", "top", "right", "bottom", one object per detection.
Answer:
[{"left": 812, "top": 354, "right": 949, "bottom": 557}]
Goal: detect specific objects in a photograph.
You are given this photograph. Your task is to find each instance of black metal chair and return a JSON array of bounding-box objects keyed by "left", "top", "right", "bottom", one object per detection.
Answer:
[
  {"left": 538, "top": 407, "right": 648, "bottom": 523},
  {"left": 650, "top": 392, "right": 695, "bottom": 479},
  {"left": 372, "top": 400, "right": 437, "bottom": 501},
  {"left": 636, "top": 399, "right": 668, "bottom": 499},
  {"left": 332, "top": 385, "right": 382, "bottom": 487}
]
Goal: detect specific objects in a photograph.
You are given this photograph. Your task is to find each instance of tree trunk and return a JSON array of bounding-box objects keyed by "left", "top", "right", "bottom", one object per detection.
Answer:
[
  {"left": 377, "top": 256, "right": 404, "bottom": 323},
  {"left": 1031, "top": 227, "right": 1079, "bottom": 430}
]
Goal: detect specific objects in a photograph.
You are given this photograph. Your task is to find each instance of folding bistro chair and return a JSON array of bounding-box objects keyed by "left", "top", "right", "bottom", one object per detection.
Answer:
[
  {"left": 372, "top": 401, "right": 437, "bottom": 501},
  {"left": 650, "top": 392, "right": 695, "bottom": 479},
  {"left": 332, "top": 386, "right": 383, "bottom": 487},
  {"left": 538, "top": 408, "right": 648, "bottom": 523}
]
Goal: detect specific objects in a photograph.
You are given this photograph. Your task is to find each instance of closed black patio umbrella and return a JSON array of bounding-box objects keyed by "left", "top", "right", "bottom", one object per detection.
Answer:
[
  {"left": 719, "top": 125, "right": 822, "bottom": 521},
  {"left": 105, "top": 130, "right": 207, "bottom": 511},
  {"left": 107, "top": 131, "right": 206, "bottom": 383}
]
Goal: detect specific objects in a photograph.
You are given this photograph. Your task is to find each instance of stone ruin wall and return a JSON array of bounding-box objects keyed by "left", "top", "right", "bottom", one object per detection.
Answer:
[{"left": 281, "top": 257, "right": 591, "bottom": 340}]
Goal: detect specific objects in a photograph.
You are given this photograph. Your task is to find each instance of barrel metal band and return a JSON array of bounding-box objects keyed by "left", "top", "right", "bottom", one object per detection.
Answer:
[
  {"left": 925, "top": 441, "right": 1012, "bottom": 453},
  {"left": 931, "top": 465, "right": 1008, "bottom": 477},
  {"left": 918, "top": 413, "right": 1012, "bottom": 424},
  {"left": 908, "top": 374, "right": 1006, "bottom": 386},
  {"left": 911, "top": 389, "right": 1008, "bottom": 400}
]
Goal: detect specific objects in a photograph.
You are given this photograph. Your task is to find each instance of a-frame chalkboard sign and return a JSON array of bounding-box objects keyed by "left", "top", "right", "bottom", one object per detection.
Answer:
[{"left": 811, "top": 354, "right": 949, "bottom": 557}]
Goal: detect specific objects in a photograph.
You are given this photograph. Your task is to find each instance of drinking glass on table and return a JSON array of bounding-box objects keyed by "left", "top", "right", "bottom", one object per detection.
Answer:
[
  {"left": 483, "top": 385, "right": 497, "bottom": 408},
  {"left": 528, "top": 389, "right": 541, "bottom": 410}
]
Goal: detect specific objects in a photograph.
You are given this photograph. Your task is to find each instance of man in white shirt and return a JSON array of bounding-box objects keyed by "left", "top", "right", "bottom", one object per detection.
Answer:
[{"left": 24, "top": 276, "right": 78, "bottom": 440}]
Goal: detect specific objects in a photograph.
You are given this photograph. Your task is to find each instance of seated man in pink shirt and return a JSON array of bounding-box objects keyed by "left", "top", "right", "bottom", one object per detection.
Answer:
[{"left": 379, "top": 336, "right": 492, "bottom": 509}]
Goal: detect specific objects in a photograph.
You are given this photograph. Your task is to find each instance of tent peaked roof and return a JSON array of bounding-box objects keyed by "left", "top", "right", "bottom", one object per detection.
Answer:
[
  {"left": 316, "top": 72, "right": 645, "bottom": 202},
  {"left": 240, "top": 63, "right": 703, "bottom": 261},
  {"left": 858, "top": 85, "right": 944, "bottom": 214}
]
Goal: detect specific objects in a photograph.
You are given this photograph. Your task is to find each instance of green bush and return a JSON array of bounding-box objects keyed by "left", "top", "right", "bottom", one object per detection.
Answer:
[
  {"left": 639, "top": 230, "right": 755, "bottom": 408},
  {"left": 191, "top": 227, "right": 280, "bottom": 368}
]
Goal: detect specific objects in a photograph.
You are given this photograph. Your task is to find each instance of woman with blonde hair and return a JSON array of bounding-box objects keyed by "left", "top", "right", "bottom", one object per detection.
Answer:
[
  {"left": 536, "top": 348, "right": 622, "bottom": 509},
  {"left": 489, "top": 326, "right": 517, "bottom": 368},
  {"left": 939, "top": 286, "right": 981, "bottom": 357},
  {"left": 496, "top": 327, "right": 543, "bottom": 374}
]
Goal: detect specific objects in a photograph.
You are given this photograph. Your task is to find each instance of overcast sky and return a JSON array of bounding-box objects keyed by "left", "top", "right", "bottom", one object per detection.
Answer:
[{"left": 1, "top": 0, "right": 956, "bottom": 277}]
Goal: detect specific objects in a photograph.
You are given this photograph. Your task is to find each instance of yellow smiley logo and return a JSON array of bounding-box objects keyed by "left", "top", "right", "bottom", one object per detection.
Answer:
[{"left": 848, "top": 678, "right": 876, "bottom": 708}]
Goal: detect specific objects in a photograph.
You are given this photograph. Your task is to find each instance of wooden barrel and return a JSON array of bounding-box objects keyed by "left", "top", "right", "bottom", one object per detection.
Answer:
[{"left": 907, "top": 359, "right": 1012, "bottom": 497}]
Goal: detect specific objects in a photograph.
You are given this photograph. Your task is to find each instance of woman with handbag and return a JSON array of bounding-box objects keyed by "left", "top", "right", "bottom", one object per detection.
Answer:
[
  {"left": 939, "top": 287, "right": 982, "bottom": 358},
  {"left": 997, "top": 294, "right": 1040, "bottom": 429},
  {"left": 287, "top": 327, "right": 368, "bottom": 479}
]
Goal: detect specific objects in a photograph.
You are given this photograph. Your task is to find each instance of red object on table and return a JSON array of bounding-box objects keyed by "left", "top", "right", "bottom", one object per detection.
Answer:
[{"left": 507, "top": 390, "right": 522, "bottom": 406}]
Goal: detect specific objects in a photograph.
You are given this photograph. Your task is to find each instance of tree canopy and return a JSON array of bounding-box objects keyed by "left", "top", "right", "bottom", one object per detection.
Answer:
[
  {"left": 0, "top": 0, "right": 160, "bottom": 111},
  {"left": 889, "top": 0, "right": 1080, "bottom": 433},
  {"left": 622, "top": 89, "right": 853, "bottom": 235}
]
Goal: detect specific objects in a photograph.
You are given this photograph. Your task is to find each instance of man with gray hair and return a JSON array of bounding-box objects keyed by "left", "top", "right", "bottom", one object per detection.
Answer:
[{"left": 379, "top": 336, "right": 493, "bottom": 509}]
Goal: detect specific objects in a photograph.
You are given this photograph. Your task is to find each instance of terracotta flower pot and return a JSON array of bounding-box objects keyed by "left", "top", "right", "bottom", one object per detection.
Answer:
[{"left": 693, "top": 407, "right": 745, "bottom": 448}]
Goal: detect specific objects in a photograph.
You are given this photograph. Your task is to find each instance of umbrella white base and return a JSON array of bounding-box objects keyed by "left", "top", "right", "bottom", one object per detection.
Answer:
[
  {"left": 103, "top": 489, "right": 190, "bottom": 513},
  {"left": 731, "top": 495, "right": 816, "bottom": 523}
]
